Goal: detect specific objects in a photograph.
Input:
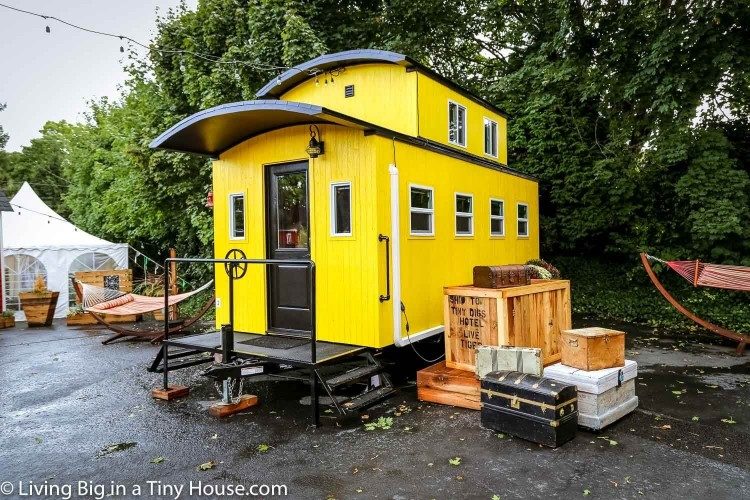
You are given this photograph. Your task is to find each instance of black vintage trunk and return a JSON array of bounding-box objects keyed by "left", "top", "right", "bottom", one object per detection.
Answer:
[{"left": 480, "top": 371, "right": 578, "bottom": 448}]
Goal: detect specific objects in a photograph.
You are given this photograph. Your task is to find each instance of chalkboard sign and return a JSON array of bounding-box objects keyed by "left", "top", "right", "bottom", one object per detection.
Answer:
[{"left": 103, "top": 275, "right": 121, "bottom": 290}]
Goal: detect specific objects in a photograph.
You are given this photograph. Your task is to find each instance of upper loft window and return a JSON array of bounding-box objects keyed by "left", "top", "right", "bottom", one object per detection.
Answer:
[
  {"left": 455, "top": 193, "right": 473, "bottom": 236},
  {"left": 330, "top": 182, "right": 352, "bottom": 236},
  {"left": 410, "top": 185, "right": 434, "bottom": 236},
  {"left": 229, "top": 193, "right": 245, "bottom": 239},
  {"left": 448, "top": 101, "right": 467, "bottom": 147},
  {"left": 517, "top": 202, "right": 529, "bottom": 237},
  {"left": 484, "top": 118, "right": 498, "bottom": 157}
]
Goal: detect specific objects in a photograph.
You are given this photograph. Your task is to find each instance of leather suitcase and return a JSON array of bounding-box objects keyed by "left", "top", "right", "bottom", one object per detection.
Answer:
[
  {"left": 480, "top": 371, "right": 578, "bottom": 448},
  {"left": 473, "top": 265, "right": 531, "bottom": 288}
]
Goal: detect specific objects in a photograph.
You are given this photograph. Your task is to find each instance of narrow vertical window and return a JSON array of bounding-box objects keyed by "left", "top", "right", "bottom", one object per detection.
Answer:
[
  {"left": 455, "top": 193, "right": 473, "bottom": 236},
  {"left": 229, "top": 193, "right": 245, "bottom": 239},
  {"left": 490, "top": 199, "right": 504, "bottom": 236},
  {"left": 330, "top": 182, "right": 352, "bottom": 236},
  {"left": 410, "top": 185, "right": 434, "bottom": 235},
  {"left": 448, "top": 101, "right": 467, "bottom": 147},
  {"left": 517, "top": 203, "right": 529, "bottom": 237},
  {"left": 484, "top": 118, "right": 498, "bottom": 157}
]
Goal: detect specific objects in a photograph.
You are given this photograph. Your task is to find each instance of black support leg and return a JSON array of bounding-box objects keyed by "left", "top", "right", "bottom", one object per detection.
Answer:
[{"left": 311, "top": 370, "right": 320, "bottom": 427}]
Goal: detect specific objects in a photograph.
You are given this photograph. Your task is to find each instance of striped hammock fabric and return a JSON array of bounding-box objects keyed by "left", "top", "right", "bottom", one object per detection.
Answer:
[
  {"left": 79, "top": 280, "right": 214, "bottom": 316},
  {"left": 665, "top": 259, "right": 750, "bottom": 292}
]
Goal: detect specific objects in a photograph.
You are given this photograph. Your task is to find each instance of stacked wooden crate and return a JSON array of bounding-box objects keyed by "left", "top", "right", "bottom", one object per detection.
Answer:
[
  {"left": 543, "top": 327, "right": 638, "bottom": 430},
  {"left": 416, "top": 277, "right": 572, "bottom": 410}
]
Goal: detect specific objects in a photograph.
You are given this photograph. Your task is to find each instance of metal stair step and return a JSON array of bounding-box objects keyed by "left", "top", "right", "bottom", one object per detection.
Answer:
[
  {"left": 339, "top": 386, "right": 396, "bottom": 413},
  {"left": 150, "top": 355, "right": 214, "bottom": 373},
  {"left": 325, "top": 364, "right": 381, "bottom": 389}
]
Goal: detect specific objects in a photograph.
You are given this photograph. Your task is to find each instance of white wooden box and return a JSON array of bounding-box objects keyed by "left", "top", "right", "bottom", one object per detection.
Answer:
[
  {"left": 544, "top": 360, "right": 638, "bottom": 430},
  {"left": 475, "top": 346, "right": 543, "bottom": 379}
]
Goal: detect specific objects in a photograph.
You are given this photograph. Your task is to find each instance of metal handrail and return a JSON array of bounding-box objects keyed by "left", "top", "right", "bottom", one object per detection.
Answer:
[{"left": 161, "top": 256, "right": 317, "bottom": 391}]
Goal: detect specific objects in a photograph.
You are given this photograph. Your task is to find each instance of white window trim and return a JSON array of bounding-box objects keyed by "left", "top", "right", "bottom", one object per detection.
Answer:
[
  {"left": 330, "top": 181, "right": 352, "bottom": 237},
  {"left": 483, "top": 117, "right": 499, "bottom": 158},
  {"left": 448, "top": 100, "right": 467, "bottom": 148},
  {"left": 409, "top": 184, "right": 435, "bottom": 236},
  {"left": 229, "top": 192, "right": 246, "bottom": 240},
  {"left": 489, "top": 198, "right": 505, "bottom": 237},
  {"left": 454, "top": 192, "right": 474, "bottom": 237},
  {"left": 517, "top": 202, "right": 530, "bottom": 238}
]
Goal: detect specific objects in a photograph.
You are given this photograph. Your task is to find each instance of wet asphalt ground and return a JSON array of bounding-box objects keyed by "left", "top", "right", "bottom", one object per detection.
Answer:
[{"left": 1, "top": 319, "right": 748, "bottom": 499}]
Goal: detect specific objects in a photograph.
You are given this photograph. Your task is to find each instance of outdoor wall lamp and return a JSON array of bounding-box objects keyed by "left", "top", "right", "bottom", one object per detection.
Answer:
[{"left": 306, "top": 124, "right": 324, "bottom": 158}]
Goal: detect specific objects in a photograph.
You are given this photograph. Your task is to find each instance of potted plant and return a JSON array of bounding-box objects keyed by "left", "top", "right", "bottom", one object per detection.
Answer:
[
  {"left": 19, "top": 275, "right": 60, "bottom": 327},
  {"left": 133, "top": 278, "right": 166, "bottom": 321},
  {"left": 0, "top": 310, "right": 15, "bottom": 329},
  {"left": 66, "top": 304, "right": 96, "bottom": 326}
]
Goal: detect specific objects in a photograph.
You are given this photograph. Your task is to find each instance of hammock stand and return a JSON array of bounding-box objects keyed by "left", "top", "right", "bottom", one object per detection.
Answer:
[
  {"left": 71, "top": 278, "right": 215, "bottom": 345},
  {"left": 640, "top": 253, "right": 748, "bottom": 355}
]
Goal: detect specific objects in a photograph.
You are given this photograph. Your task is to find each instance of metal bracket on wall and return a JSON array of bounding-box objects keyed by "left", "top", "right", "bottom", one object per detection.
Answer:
[{"left": 378, "top": 234, "right": 391, "bottom": 302}]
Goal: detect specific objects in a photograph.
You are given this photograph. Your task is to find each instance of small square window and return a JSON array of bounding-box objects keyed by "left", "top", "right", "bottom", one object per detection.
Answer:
[
  {"left": 331, "top": 182, "right": 352, "bottom": 236},
  {"left": 455, "top": 193, "right": 473, "bottom": 236},
  {"left": 490, "top": 199, "right": 504, "bottom": 236},
  {"left": 517, "top": 203, "right": 529, "bottom": 237},
  {"left": 410, "top": 186, "right": 434, "bottom": 235},
  {"left": 484, "top": 118, "right": 498, "bottom": 157},
  {"left": 448, "top": 101, "right": 467, "bottom": 147},
  {"left": 229, "top": 194, "right": 245, "bottom": 239}
]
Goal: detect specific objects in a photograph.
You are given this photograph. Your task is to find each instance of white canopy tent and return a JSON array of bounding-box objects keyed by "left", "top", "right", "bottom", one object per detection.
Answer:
[{"left": 1, "top": 182, "right": 128, "bottom": 319}]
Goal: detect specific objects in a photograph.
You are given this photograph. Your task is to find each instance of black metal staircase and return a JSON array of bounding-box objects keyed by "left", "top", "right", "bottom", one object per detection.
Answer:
[{"left": 315, "top": 352, "right": 396, "bottom": 418}]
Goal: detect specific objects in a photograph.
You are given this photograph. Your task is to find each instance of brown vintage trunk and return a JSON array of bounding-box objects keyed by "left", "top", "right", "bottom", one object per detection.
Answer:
[
  {"left": 0, "top": 316, "right": 15, "bottom": 329},
  {"left": 561, "top": 327, "right": 625, "bottom": 371},
  {"left": 473, "top": 265, "right": 531, "bottom": 288},
  {"left": 19, "top": 292, "right": 60, "bottom": 327},
  {"left": 417, "top": 361, "right": 481, "bottom": 410}
]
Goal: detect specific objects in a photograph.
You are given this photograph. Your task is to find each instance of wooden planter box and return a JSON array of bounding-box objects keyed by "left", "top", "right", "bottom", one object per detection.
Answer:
[
  {"left": 67, "top": 311, "right": 140, "bottom": 326},
  {"left": 0, "top": 316, "right": 16, "bottom": 329},
  {"left": 444, "top": 280, "right": 571, "bottom": 371},
  {"left": 19, "top": 292, "right": 60, "bottom": 327}
]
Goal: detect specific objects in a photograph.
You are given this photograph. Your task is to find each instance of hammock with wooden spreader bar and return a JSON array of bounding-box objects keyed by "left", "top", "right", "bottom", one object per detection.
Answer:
[
  {"left": 71, "top": 279, "right": 215, "bottom": 345},
  {"left": 640, "top": 253, "right": 749, "bottom": 354}
]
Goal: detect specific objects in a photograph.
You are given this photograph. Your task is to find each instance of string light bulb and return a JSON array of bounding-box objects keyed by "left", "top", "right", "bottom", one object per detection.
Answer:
[
  {"left": 120, "top": 45, "right": 124, "bottom": 53},
  {"left": 45, "top": 25, "right": 50, "bottom": 33}
]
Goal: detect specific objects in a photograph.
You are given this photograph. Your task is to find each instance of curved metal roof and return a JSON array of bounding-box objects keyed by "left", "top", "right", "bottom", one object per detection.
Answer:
[
  {"left": 149, "top": 100, "right": 361, "bottom": 157},
  {"left": 256, "top": 49, "right": 411, "bottom": 98}
]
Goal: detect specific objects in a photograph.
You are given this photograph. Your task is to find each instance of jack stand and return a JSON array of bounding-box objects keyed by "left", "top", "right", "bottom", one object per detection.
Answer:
[
  {"left": 209, "top": 377, "right": 258, "bottom": 418},
  {"left": 151, "top": 385, "right": 190, "bottom": 401}
]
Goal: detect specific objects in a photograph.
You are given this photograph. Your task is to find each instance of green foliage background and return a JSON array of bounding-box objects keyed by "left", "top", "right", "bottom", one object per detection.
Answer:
[{"left": 1, "top": 0, "right": 748, "bottom": 331}]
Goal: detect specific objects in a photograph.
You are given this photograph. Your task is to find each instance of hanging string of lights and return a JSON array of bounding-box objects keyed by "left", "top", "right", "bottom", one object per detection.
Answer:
[{"left": 0, "top": 2, "right": 317, "bottom": 76}]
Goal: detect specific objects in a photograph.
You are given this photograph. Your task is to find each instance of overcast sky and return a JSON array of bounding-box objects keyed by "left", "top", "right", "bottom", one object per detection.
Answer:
[{"left": 0, "top": 0, "right": 197, "bottom": 151}]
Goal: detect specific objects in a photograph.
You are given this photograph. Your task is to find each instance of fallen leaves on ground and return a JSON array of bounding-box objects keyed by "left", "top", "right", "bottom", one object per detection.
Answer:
[
  {"left": 97, "top": 442, "right": 137, "bottom": 457},
  {"left": 363, "top": 416, "right": 393, "bottom": 431},
  {"left": 692, "top": 416, "right": 700, "bottom": 422},
  {"left": 597, "top": 436, "right": 618, "bottom": 446},
  {"left": 721, "top": 417, "right": 737, "bottom": 424},
  {"left": 583, "top": 489, "right": 591, "bottom": 496},
  {"left": 197, "top": 460, "right": 216, "bottom": 471},
  {"left": 150, "top": 456, "right": 165, "bottom": 464},
  {"left": 449, "top": 457, "right": 461, "bottom": 466},
  {"left": 257, "top": 443, "right": 270, "bottom": 453}
]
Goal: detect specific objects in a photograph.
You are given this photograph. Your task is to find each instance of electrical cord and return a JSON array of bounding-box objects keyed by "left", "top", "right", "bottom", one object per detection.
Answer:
[{"left": 401, "top": 301, "right": 445, "bottom": 364}]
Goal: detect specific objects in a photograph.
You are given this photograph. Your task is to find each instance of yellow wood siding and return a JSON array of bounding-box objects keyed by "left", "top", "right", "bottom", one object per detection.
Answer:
[
  {"left": 213, "top": 125, "right": 383, "bottom": 346},
  {"left": 280, "top": 63, "right": 418, "bottom": 136},
  {"left": 416, "top": 73, "right": 508, "bottom": 164},
  {"left": 374, "top": 136, "right": 538, "bottom": 343}
]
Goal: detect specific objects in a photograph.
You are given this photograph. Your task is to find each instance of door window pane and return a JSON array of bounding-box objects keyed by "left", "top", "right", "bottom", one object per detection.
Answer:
[
  {"left": 276, "top": 172, "right": 308, "bottom": 248},
  {"left": 331, "top": 182, "right": 352, "bottom": 236}
]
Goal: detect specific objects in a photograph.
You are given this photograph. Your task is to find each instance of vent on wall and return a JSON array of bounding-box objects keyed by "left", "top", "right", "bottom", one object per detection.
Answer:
[{"left": 344, "top": 85, "right": 355, "bottom": 98}]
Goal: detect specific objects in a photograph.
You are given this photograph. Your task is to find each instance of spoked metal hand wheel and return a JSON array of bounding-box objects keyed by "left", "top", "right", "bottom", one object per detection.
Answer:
[{"left": 224, "top": 249, "right": 248, "bottom": 279}]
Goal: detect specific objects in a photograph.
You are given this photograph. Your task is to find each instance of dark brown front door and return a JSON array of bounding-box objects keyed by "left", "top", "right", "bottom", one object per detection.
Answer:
[{"left": 266, "top": 161, "right": 312, "bottom": 334}]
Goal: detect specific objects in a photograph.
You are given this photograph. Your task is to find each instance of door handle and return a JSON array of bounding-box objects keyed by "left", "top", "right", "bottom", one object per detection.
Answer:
[{"left": 378, "top": 234, "right": 390, "bottom": 302}]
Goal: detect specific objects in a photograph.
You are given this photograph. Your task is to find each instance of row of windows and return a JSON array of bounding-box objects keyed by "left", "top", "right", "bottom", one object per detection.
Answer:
[
  {"left": 227, "top": 185, "right": 529, "bottom": 240},
  {"left": 409, "top": 185, "right": 529, "bottom": 238},
  {"left": 448, "top": 100, "right": 499, "bottom": 158}
]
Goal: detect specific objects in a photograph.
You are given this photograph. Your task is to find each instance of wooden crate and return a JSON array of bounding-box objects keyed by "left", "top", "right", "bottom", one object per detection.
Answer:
[
  {"left": 416, "top": 361, "right": 480, "bottom": 410},
  {"left": 74, "top": 269, "right": 133, "bottom": 294},
  {"left": 444, "top": 280, "right": 571, "bottom": 371},
  {"left": 560, "top": 327, "right": 624, "bottom": 371}
]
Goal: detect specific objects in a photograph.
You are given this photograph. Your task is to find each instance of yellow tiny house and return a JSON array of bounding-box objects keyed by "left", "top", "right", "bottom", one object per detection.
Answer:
[{"left": 151, "top": 49, "right": 539, "bottom": 350}]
